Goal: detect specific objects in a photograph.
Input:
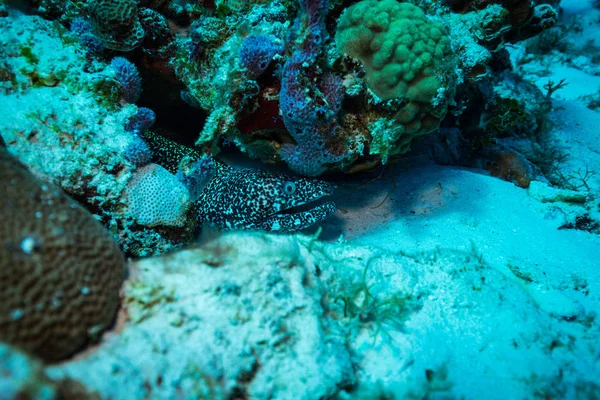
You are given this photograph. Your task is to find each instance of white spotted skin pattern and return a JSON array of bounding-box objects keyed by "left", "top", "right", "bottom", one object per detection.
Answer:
[
  {"left": 136, "top": 130, "right": 335, "bottom": 232},
  {"left": 196, "top": 165, "right": 335, "bottom": 233}
]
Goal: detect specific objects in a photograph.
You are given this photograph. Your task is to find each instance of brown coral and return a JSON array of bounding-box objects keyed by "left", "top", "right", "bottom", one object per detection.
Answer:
[
  {"left": 88, "top": 0, "right": 145, "bottom": 51},
  {"left": 0, "top": 147, "right": 125, "bottom": 362}
]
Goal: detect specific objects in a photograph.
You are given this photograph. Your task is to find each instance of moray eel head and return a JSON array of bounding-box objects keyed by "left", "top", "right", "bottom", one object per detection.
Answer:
[{"left": 198, "top": 169, "right": 335, "bottom": 233}]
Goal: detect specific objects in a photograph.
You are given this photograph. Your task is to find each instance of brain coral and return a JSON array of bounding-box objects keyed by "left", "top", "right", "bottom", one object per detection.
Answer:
[
  {"left": 336, "top": 0, "right": 456, "bottom": 160},
  {"left": 88, "top": 0, "right": 145, "bottom": 52},
  {"left": 0, "top": 147, "right": 125, "bottom": 362}
]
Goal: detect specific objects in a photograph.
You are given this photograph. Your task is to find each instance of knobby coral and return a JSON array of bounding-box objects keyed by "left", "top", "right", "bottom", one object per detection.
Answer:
[{"left": 336, "top": 0, "right": 456, "bottom": 161}]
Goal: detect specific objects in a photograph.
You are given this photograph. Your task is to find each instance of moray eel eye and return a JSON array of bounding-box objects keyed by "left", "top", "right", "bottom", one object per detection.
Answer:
[{"left": 283, "top": 181, "right": 296, "bottom": 195}]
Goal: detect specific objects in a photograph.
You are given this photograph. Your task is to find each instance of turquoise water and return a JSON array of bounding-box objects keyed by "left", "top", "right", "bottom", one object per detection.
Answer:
[{"left": 0, "top": 0, "right": 599, "bottom": 398}]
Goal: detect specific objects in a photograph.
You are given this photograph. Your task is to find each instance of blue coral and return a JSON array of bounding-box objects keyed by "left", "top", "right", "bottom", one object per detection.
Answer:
[
  {"left": 111, "top": 57, "right": 142, "bottom": 103},
  {"left": 125, "top": 107, "right": 156, "bottom": 134},
  {"left": 239, "top": 35, "right": 283, "bottom": 79},
  {"left": 124, "top": 135, "right": 152, "bottom": 167},
  {"left": 278, "top": 0, "right": 345, "bottom": 176},
  {"left": 70, "top": 17, "right": 104, "bottom": 55}
]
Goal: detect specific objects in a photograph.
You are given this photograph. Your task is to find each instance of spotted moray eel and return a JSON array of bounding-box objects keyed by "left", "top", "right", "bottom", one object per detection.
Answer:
[{"left": 139, "top": 130, "right": 335, "bottom": 233}]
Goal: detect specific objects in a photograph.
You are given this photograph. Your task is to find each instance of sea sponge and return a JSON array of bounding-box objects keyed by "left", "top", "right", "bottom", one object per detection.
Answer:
[
  {"left": 123, "top": 163, "right": 191, "bottom": 227},
  {"left": 239, "top": 35, "right": 283, "bottom": 79},
  {"left": 124, "top": 135, "right": 152, "bottom": 167},
  {"left": 335, "top": 0, "right": 456, "bottom": 161},
  {"left": 125, "top": 106, "right": 155, "bottom": 133},
  {"left": 0, "top": 148, "right": 125, "bottom": 362},
  {"left": 88, "top": 0, "right": 145, "bottom": 52},
  {"left": 70, "top": 17, "right": 104, "bottom": 55}
]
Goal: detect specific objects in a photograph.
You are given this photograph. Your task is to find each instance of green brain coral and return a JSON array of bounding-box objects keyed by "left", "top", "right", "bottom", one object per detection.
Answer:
[{"left": 335, "top": 0, "right": 456, "bottom": 162}]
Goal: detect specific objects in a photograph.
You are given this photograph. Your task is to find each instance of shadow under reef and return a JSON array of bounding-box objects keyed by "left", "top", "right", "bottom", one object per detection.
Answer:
[{"left": 316, "top": 154, "right": 491, "bottom": 244}]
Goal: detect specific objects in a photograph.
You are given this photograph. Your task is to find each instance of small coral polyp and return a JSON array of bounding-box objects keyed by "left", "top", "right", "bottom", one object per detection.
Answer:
[{"left": 336, "top": 0, "right": 456, "bottom": 161}]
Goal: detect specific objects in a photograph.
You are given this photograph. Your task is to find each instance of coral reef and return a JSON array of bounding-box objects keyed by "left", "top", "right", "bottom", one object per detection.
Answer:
[
  {"left": 8, "top": 0, "right": 560, "bottom": 179},
  {"left": 0, "top": 147, "right": 125, "bottom": 362},
  {"left": 43, "top": 230, "right": 600, "bottom": 399},
  {"left": 0, "top": 343, "right": 101, "bottom": 399},
  {"left": 1, "top": 0, "right": 599, "bottom": 397},
  {"left": 239, "top": 34, "right": 283, "bottom": 79},
  {"left": 0, "top": 0, "right": 566, "bottom": 254},
  {"left": 123, "top": 163, "right": 192, "bottom": 228},
  {"left": 111, "top": 56, "right": 142, "bottom": 103},
  {"left": 0, "top": 12, "right": 200, "bottom": 256},
  {"left": 87, "top": 0, "right": 145, "bottom": 51},
  {"left": 442, "top": 0, "right": 557, "bottom": 41}
]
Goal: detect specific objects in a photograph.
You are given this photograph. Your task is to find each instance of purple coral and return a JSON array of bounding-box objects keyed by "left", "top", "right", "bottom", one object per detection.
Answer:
[
  {"left": 70, "top": 17, "right": 104, "bottom": 55},
  {"left": 278, "top": 0, "right": 345, "bottom": 176},
  {"left": 279, "top": 59, "right": 345, "bottom": 176},
  {"left": 111, "top": 57, "right": 142, "bottom": 103},
  {"left": 124, "top": 135, "right": 152, "bottom": 167},
  {"left": 125, "top": 107, "right": 156, "bottom": 134},
  {"left": 239, "top": 35, "right": 283, "bottom": 79}
]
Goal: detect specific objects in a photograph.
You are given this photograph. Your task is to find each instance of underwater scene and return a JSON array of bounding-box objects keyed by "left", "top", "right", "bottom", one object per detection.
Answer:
[{"left": 0, "top": 0, "right": 599, "bottom": 398}]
